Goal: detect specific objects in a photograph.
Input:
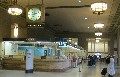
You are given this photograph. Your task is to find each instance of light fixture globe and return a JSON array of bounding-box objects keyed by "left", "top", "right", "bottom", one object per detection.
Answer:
[
  {"left": 8, "top": 6, "right": 22, "bottom": 15},
  {"left": 95, "top": 30, "right": 102, "bottom": 36},
  {"left": 96, "top": 39, "right": 99, "bottom": 42},
  {"left": 91, "top": 2, "right": 107, "bottom": 15},
  {"left": 94, "top": 23, "right": 104, "bottom": 28}
]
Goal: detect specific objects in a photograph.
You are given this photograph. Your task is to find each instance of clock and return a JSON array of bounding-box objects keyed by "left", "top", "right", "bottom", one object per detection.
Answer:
[
  {"left": 26, "top": 4, "right": 45, "bottom": 23},
  {"left": 28, "top": 8, "right": 41, "bottom": 21}
]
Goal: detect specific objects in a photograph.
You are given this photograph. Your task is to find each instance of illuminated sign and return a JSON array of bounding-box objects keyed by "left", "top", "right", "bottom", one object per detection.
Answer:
[{"left": 58, "top": 42, "right": 68, "bottom": 47}]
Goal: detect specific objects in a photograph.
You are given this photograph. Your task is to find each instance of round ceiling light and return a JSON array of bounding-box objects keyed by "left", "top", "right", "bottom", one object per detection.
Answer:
[
  {"left": 94, "top": 23, "right": 104, "bottom": 28},
  {"left": 8, "top": 6, "right": 22, "bottom": 15},
  {"left": 91, "top": 2, "right": 107, "bottom": 15},
  {"left": 95, "top": 30, "right": 102, "bottom": 36}
]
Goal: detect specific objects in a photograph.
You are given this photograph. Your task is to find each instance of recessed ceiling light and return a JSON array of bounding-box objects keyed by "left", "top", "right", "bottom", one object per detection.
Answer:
[
  {"left": 94, "top": 23, "right": 104, "bottom": 28},
  {"left": 85, "top": 18, "right": 88, "bottom": 19},
  {"left": 69, "top": 39, "right": 72, "bottom": 42},
  {"left": 88, "top": 27, "right": 89, "bottom": 28},
  {"left": 75, "top": 42, "right": 78, "bottom": 45},
  {"left": 96, "top": 38, "right": 101, "bottom": 40},
  {"left": 96, "top": 40, "right": 99, "bottom": 42},
  {"left": 78, "top": 0, "right": 81, "bottom": 2}
]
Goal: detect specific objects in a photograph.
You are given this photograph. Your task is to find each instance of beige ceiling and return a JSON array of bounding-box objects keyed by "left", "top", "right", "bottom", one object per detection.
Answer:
[{"left": 17, "top": 0, "right": 117, "bottom": 33}]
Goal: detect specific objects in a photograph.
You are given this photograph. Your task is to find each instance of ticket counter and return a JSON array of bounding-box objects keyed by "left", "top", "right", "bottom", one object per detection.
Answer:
[{"left": 2, "top": 56, "right": 72, "bottom": 72}]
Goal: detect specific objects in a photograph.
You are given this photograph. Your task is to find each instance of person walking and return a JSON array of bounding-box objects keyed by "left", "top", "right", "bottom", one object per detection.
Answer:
[
  {"left": 107, "top": 56, "right": 115, "bottom": 77},
  {"left": 72, "top": 55, "right": 77, "bottom": 68}
]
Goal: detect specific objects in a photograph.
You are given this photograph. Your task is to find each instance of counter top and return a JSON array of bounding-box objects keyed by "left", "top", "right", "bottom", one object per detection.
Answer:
[{"left": 34, "top": 59, "right": 72, "bottom": 62}]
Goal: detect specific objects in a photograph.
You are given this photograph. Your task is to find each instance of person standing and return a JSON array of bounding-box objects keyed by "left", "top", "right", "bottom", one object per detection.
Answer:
[
  {"left": 93, "top": 55, "right": 97, "bottom": 66},
  {"left": 72, "top": 55, "right": 77, "bottom": 68},
  {"left": 107, "top": 56, "right": 115, "bottom": 77}
]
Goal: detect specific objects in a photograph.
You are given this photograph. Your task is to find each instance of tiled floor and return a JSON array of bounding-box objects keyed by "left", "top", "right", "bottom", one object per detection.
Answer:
[{"left": 0, "top": 62, "right": 119, "bottom": 77}]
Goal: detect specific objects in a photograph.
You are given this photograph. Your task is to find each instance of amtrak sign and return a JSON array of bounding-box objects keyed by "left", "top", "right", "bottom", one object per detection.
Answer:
[{"left": 58, "top": 42, "right": 68, "bottom": 47}]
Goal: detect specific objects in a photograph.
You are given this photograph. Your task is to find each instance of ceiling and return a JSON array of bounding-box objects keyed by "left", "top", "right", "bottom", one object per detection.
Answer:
[
  {"left": 1, "top": 0, "right": 120, "bottom": 34},
  {"left": 18, "top": 0, "right": 113, "bottom": 33}
]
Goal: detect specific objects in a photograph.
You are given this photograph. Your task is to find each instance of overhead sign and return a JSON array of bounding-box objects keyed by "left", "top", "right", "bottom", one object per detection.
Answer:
[{"left": 58, "top": 42, "right": 68, "bottom": 47}]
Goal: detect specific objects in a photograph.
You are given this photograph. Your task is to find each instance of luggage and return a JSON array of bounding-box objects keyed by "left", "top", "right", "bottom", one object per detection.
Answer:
[
  {"left": 101, "top": 68, "right": 107, "bottom": 76},
  {"left": 108, "top": 74, "right": 113, "bottom": 77},
  {"left": 106, "top": 57, "right": 110, "bottom": 64},
  {"left": 88, "top": 61, "right": 92, "bottom": 66}
]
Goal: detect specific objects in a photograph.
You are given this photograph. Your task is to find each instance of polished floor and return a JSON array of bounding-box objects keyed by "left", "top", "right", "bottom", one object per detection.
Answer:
[{"left": 0, "top": 62, "right": 119, "bottom": 77}]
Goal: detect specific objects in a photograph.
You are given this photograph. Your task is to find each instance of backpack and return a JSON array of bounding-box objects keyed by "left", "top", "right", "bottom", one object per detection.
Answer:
[
  {"left": 106, "top": 57, "right": 110, "bottom": 64},
  {"left": 101, "top": 68, "right": 107, "bottom": 75}
]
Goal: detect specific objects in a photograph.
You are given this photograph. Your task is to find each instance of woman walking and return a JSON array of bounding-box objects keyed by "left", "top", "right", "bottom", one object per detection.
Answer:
[{"left": 107, "top": 56, "right": 115, "bottom": 77}]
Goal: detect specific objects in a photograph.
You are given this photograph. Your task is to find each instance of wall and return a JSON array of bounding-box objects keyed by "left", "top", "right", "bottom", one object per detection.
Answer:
[
  {"left": 117, "top": 28, "right": 120, "bottom": 65},
  {"left": 0, "top": 8, "right": 27, "bottom": 56},
  {"left": 55, "top": 32, "right": 115, "bottom": 61},
  {"left": 0, "top": 9, "right": 11, "bottom": 56},
  {"left": 27, "top": 28, "right": 55, "bottom": 38},
  {"left": 1, "top": 42, "right": 5, "bottom": 56},
  {"left": 55, "top": 32, "right": 111, "bottom": 51},
  {"left": 4, "top": 42, "right": 18, "bottom": 55},
  {"left": 0, "top": 9, "right": 11, "bottom": 38},
  {"left": 34, "top": 47, "right": 44, "bottom": 56},
  {"left": 10, "top": 16, "right": 27, "bottom": 38},
  {"left": 88, "top": 41, "right": 108, "bottom": 53}
]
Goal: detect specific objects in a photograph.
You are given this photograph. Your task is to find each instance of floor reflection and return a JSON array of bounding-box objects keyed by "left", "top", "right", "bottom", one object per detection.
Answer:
[
  {"left": 25, "top": 74, "right": 34, "bottom": 77},
  {"left": 0, "top": 62, "right": 119, "bottom": 77}
]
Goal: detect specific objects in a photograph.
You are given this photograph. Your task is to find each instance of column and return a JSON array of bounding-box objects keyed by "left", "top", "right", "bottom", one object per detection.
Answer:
[
  {"left": 117, "top": 28, "right": 120, "bottom": 65},
  {"left": 108, "top": 37, "right": 114, "bottom": 55}
]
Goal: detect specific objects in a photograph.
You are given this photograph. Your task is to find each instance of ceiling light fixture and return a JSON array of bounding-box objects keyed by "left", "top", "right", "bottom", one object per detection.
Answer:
[
  {"left": 95, "top": 30, "right": 102, "bottom": 36},
  {"left": 96, "top": 40, "right": 99, "bottom": 42},
  {"left": 68, "top": 38, "right": 72, "bottom": 42},
  {"left": 91, "top": 2, "right": 107, "bottom": 15},
  {"left": 78, "top": 0, "right": 82, "bottom": 2},
  {"left": 75, "top": 42, "right": 78, "bottom": 45},
  {"left": 85, "top": 18, "right": 88, "bottom": 19},
  {"left": 96, "top": 38, "right": 101, "bottom": 40},
  {"left": 8, "top": 0, "right": 22, "bottom": 15},
  {"left": 94, "top": 23, "right": 104, "bottom": 28}
]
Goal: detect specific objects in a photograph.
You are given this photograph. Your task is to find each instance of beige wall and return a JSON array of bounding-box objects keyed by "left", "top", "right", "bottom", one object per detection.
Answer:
[
  {"left": 0, "top": 8, "right": 55, "bottom": 38},
  {"left": 0, "top": 8, "right": 27, "bottom": 56},
  {"left": 0, "top": 9, "right": 11, "bottom": 38},
  {"left": 88, "top": 41, "right": 108, "bottom": 53},
  {"left": 0, "top": 8, "right": 55, "bottom": 56},
  {"left": 0, "top": 8, "right": 27, "bottom": 38},
  {"left": 10, "top": 15, "right": 27, "bottom": 38},
  {"left": 0, "top": 9, "right": 11, "bottom": 56}
]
